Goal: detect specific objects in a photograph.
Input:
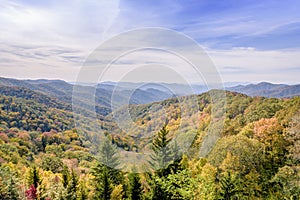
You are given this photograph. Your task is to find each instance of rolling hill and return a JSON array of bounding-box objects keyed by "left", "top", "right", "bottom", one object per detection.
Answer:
[
  {"left": 0, "top": 77, "right": 178, "bottom": 116},
  {"left": 227, "top": 82, "right": 300, "bottom": 98},
  {"left": 1, "top": 77, "right": 300, "bottom": 199}
]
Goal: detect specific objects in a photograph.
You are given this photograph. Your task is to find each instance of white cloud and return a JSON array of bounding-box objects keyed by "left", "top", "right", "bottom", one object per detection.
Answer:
[
  {"left": 209, "top": 48, "right": 300, "bottom": 83},
  {"left": 0, "top": 0, "right": 120, "bottom": 47},
  {"left": 0, "top": 0, "right": 120, "bottom": 80},
  {"left": 0, "top": 0, "right": 300, "bottom": 84}
]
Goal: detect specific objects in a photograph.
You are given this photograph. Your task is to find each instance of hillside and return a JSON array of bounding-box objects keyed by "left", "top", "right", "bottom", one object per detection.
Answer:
[
  {"left": 0, "top": 77, "right": 177, "bottom": 116},
  {"left": 227, "top": 82, "right": 300, "bottom": 97},
  {"left": 0, "top": 79, "right": 300, "bottom": 199}
]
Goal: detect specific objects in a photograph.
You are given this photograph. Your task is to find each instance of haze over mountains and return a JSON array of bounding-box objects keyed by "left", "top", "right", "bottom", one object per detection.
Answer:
[
  {"left": 0, "top": 77, "right": 299, "bottom": 113},
  {"left": 226, "top": 82, "right": 300, "bottom": 98},
  {"left": 0, "top": 77, "right": 299, "bottom": 106},
  {"left": 1, "top": 76, "right": 299, "bottom": 146}
]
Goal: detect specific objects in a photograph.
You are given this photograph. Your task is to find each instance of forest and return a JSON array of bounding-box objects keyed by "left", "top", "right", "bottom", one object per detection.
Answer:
[{"left": 0, "top": 85, "right": 300, "bottom": 200}]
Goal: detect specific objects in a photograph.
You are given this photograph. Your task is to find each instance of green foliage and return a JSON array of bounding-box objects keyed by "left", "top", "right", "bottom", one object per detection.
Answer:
[
  {"left": 286, "top": 112, "right": 300, "bottom": 164},
  {"left": 0, "top": 95, "right": 74, "bottom": 132},
  {"left": 62, "top": 166, "right": 69, "bottom": 188},
  {"left": 156, "top": 169, "right": 196, "bottom": 200},
  {"left": 217, "top": 171, "right": 242, "bottom": 200},
  {"left": 270, "top": 165, "right": 300, "bottom": 199},
  {"left": 0, "top": 166, "right": 21, "bottom": 200},
  {"left": 128, "top": 171, "right": 143, "bottom": 200},
  {"left": 91, "top": 138, "right": 123, "bottom": 199},
  {"left": 150, "top": 125, "right": 177, "bottom": 176},
  {"left": 27, "top": 165, "right": 41, "bottom": 189},
  {"left": 40, "top": 156, "right": 64, "bottom": 173},
  {"left": 65, "top": 169, "right": 79, "bottom": 200},
  {"left": 91, "top": 165, "right": 113, "bottom": 200},
  {"left": 208, "top": 134, "right": 263, "bottom": 174},
  {"left": 110, "top": 184, "right": 124, "bottom": 200}
]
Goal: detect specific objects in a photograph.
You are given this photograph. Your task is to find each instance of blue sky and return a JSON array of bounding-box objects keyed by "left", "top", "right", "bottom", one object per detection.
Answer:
[{"left": 0, "top": 0, "right": 300, "bottom": 83}]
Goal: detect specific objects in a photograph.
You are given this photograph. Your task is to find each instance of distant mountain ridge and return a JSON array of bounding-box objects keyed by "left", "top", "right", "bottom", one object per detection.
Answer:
[
  {"left": 1, "top": 77, "right": 299, "bottom": 116},
  {"left": 227, "top": 82, "right": 300, "bottom": 98},
  {"left": 0, "top": 77, "right": 180, "bottom": 116}
]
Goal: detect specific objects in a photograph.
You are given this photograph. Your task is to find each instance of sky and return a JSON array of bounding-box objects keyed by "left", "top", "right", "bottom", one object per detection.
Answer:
[{"left": 0, "top": 0, "right": 300, "bottom": 84}]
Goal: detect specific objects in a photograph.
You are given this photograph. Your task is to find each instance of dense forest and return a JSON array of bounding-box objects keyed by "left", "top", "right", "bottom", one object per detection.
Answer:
[{"left": 0, "top": 83, "right": 300, "bottom": 199}]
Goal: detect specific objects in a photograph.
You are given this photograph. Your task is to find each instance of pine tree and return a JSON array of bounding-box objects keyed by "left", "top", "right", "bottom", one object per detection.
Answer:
[
  {"left": 99, "top": 137, "right": 120, "bottom": 170},
  {"left": 27, "top": 165, "right": 41, "bottom": 189},
  {"left": 91, "top": 137, "right": 122, "bottom": 199},
  {"left": 78, "top": 182, "right": 88, "bottom": 200},
  {"left": 65, "top": 169, "right": 78, "bottom": 200},
  {"left": 218, "top": 172, "right": 241, "bottom": 200},
  {"left": 150, "top": 125, "right": 173, "bottom": 176},
  {"left": 62, "top": 165, "right": 69, "bottom": 188},
  {"left": 26, "top": 165, "right": 41, "bottom": 200},
  {"left": 110, "top": 184, "right": 124, "bottom": 200},
  {"left": 128, "top": 171, "right": 143, "bottom": 200},
  {"left": 150, "top": 126, "right": 182, "bottom": 200}
]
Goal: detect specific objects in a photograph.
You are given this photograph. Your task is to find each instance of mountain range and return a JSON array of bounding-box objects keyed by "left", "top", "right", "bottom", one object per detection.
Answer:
[
  {"left": 1, "top": 77, "right": 299, "bottom": 109},
  {"left": 226, "top": 82, "right": 300, "bottom": 98}
]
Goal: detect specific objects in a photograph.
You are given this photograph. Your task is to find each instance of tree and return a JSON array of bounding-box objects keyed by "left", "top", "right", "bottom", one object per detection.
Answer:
[
  {"left": 149, "top": 126, "right": 184, "bottom": 199},
  {"left": 194, "top": 163, "right": 218, "bottom": 200},
  {"left": 62, "top": 166, "right": 69, "bottom": 188},
  {"left": 7, "top": 175, "right": 20, "bottom": 200},
  {"left": 128, "top": 171, "right": 143, "bottom": 200},
  {"left": 270, "top": 113, "right": 300, "bottom": 199},
  {"left": 40, "top": 156, "right": 64, "bottom": 173},
  {"left": 157, "top": 169, "right": 196, "bottom": 200},
  {"left": 43, "top": 175, "right": 65, "bottom": 200},
  {"left": 27, "top": 166, "right": 41, "bottom": 190},
  {"left": 0, "top": 166, "right": 21, "bottom": 200},
  {"left": 217, "top": 171, "right": 241, "bottom": 200},
  {"left": 150, "top": 125, "right": 174, "bottom": 176},
  {"left": 110, "top": 184, "right": 124, "bottom": 200},
  {"left": 91, "top": 137, "right": 122, "bottom": 199},
  {"left": 270, "top": 165, "right": 300, "bottom": 199},
  {"left": 286, "top": 113, "right": 300, "bottom": 164},
  {"left": 78, "top": 182, "right": 88, "bottom": 200},
  {"left": 25, "top": 184, "right": 37, "bottom": 200},
  {"left": 65, "top": 169, "right": 78, "bottom": 200}
]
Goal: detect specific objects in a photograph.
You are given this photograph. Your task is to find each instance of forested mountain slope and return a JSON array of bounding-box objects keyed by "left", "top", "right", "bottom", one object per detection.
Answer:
[
  {"left": 0, "top": 81, "right": 300, "bottom": 199},
  {"left": 227, "top": 82, "right": 300, "bottom": 97},
  {"left": 0, "top": 77, "right": 177, "bottom": 116}
]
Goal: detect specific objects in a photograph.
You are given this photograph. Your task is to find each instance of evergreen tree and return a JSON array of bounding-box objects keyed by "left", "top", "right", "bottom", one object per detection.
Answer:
[
  {"left": 151, "top": 178, "right": 167, "bottom": 200},
  {"left": 150, "top": 125, "right": 173, "bottom": 176},
  {"left": 217, "top": 172, "right": 241, "bottom": 200},
  {"left": 27, "top": 165, "right": 41, "bottom": 189},
  {"left": 78, "top": 182, "right": 88, "bottom": 200},
  {"left": 62, "top": 165, "right": 69, "bottom": 188},
  {"left": 91, "top": 137, "right": 122, "bottom": 199},
  {"left": 110, "top": 184, "right": 124, "bottom": 200},
  {"left": 149, "top": 126, "right": 184, "bottom": 200},
  {"left": 128, "top": 171, "right": 143, "bottom": 200},
  {"left": 65, "top": 169, "right": 78, "bottom": 200}
]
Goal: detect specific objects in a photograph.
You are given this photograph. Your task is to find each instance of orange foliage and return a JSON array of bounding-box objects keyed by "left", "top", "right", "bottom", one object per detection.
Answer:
[{"left": 253, "top": 118, "right": 283, "bottom": 145}]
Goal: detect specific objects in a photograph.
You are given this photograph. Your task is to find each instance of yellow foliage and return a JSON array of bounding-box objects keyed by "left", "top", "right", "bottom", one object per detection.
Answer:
[{"left": 110, "top": 184, "right": 124, "bottom": 200}]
